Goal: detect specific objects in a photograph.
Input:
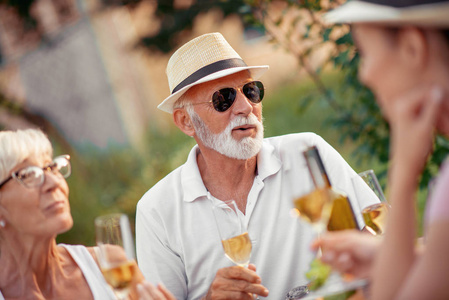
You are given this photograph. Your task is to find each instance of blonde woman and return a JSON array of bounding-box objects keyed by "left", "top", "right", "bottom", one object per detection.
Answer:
[{"left": 0, "top": 128, "right": 174, "bottom": 300}]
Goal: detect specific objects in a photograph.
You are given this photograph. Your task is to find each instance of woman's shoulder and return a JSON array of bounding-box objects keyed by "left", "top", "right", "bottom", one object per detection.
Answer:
[{"left": 58, "top": 244, "right": 102, "bottom": 266}]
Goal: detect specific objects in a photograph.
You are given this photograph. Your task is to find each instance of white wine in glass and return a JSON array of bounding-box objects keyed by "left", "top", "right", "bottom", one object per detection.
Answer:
[
  {"left": 212, "top": 200, "right": 252, "bottom": 268},
  {"left": 292, "top": 146, "right": 337, "bottom": 234},
  {"left": 353, "top": 170, "right": 390, "bottom": 235},
  {"left": 95, "top": 213, "right": 137, "bottom": 300},
  {"left": 288, "top": 146, "right": 366, "bottom": 299},
  {"left": 293, "top": 187, "right": 333, "bottom": 232}
]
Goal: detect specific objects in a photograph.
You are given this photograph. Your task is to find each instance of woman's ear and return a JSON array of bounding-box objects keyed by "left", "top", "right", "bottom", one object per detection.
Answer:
[
  {"left": 398, "top": 27, "right": 428, "bottom": 71},
  {"left": 173, "top": 108, "right": 195, "bottom": 137}
]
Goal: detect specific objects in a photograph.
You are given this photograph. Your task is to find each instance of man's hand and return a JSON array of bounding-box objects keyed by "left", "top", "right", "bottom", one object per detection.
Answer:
[{"left": 203, "top": 264, "right": 269, "bottom": 299}]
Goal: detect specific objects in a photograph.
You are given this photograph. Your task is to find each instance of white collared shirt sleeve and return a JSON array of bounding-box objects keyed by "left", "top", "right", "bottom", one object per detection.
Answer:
[{"left": 136, "top": 195, "right": 188, "bottom": 299}]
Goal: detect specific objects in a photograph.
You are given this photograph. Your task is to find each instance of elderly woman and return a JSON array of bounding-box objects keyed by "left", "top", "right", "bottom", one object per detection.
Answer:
[
  {"left": 312, "top": 0, "right": 449, "bottom": 299},
  {"left": 0, "top": 128, "right": 174, "bottom": 300}
]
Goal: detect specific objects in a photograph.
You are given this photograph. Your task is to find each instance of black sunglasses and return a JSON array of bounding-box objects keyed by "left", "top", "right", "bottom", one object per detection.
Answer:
[{"left": 194, "top": 81, "right": 265, "bottom": 112}]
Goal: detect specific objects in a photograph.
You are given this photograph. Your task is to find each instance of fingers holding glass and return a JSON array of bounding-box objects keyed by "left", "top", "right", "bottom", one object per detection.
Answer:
[
  {"left": 95, "top": 213, "right": 138, "bottom": 300},
  {"left": 353, "top": 170, "right": 389, "bottom": 235}
]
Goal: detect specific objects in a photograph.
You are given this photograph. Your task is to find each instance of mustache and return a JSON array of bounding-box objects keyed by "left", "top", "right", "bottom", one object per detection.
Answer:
[{"left": 229, "top": 114, "right": 261, "bottom": 128}]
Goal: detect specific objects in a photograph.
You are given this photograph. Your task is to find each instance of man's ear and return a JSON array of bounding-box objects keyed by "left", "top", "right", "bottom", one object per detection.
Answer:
[
  {"left": 398, "top": 27, "right": 428, "bottom": 71},
  {"left": 173, "top": 108, "right": 195, "bottom": 137}
]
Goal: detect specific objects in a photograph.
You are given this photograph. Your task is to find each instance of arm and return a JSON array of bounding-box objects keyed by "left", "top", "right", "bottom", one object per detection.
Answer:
[
  {"left": 136, "top": 202, "right": 188, "bottom": 299},
  {"left": 371, "top": 86, "right": 443, "bottom": 300},
  {"left": 395, "top": 220, "right": 449, "bottom": 299}
]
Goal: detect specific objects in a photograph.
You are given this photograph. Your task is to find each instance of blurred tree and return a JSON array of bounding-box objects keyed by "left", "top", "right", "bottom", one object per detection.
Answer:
[
  {"left": 0, "top": 0, "right": 251, "bottom": 53},
  {"left": 3, "top": 0, "right": 448, "bottom": 187},
  {"left": 0, "top": 0, "right": 37, "bottom": 29},
  {"left": 243, "top": 0, "right": 449, "bottom": 190},
  {"left": 0, "top": 92, "right": 73, "bottom": 153},
  {"left": 2, "top": 0, "right": 448, "bottom": 236}
]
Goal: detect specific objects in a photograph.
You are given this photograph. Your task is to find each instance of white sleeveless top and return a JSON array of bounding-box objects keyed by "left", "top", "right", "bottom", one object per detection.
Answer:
[{"left": 0, "top": 244, "right": 116, "bottom": 300}]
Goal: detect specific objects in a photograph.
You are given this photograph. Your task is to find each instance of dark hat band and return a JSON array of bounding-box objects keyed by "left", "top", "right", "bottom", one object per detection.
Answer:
[
  {"left": 172, "top": 58, "right": 248, "bottom": 94},
  {"left": 361, "top": 0, "right": 448, "bottom": 8}
]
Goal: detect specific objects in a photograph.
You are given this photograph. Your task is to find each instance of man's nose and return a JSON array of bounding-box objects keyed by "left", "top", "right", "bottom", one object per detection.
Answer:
[{"left": 231, "top": 89, "right": 254, "bottom": 115}]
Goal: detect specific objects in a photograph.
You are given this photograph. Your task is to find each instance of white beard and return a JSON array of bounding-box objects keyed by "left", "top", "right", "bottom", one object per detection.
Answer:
[{"left": 186, "top": 105, "right": 264, "bottom": 160}]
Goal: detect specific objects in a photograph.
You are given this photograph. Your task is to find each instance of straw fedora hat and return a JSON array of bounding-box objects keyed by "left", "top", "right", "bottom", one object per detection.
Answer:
[
  {"left": 324, "top": 0, "right": 449, "bottom": 26},
  {"left": 158, "top": 32, "right": 269, "bottom": 114}
]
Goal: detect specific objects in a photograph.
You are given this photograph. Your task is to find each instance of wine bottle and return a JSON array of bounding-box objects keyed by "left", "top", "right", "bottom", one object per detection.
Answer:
[{"left": 303, "top": 146, "right": 360, "bottom": 231}]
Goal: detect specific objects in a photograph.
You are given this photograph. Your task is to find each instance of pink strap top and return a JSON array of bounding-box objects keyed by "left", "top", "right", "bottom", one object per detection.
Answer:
[{"left": 425, "top": 159, "right": 449, "bottom": 226}]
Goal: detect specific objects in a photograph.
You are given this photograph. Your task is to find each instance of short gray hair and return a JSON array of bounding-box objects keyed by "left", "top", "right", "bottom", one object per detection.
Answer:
[
  {"left": 173, "top": 89, "right": 197, "bottom": 110},
  {"left": 0, "top": 129, "right": 53, "bottom": 182}
]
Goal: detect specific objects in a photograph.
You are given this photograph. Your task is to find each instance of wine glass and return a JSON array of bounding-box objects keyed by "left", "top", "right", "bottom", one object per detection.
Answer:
[
  {"left": 288, "top": 183, "right": 333, "bottom": 297},
  {"left": 211, "top": 199, "right": 260, "bottom": 299},
  {"left": 352, "top": 170, "right": 390, "bottom": 235},
  {"left": 95, "top": 213, "right": 137, "bottom": 300},
  {"left": 292, "top": 186, "right": 333, "bottom": 235},
  {"left": 211, "top": 199, "right": 252, "bottom": 268}
]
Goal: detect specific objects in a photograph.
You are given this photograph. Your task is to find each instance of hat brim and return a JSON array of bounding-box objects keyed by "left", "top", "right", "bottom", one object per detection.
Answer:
[
  {"left": 324, "top": 1, "right": 449, "bottom": 26},
  {"left": 158, "top": 65, "right": 269, "bottom": 114}
]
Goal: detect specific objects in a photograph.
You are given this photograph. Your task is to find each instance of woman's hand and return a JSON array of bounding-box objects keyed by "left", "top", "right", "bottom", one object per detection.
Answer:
[
  {"left": 137, "top": 281, "right": 176, "bottom": 300},
  {"left": 389, "top": 85, "right": 443, "bottom": 179},
  {"left": 311, "top": 230, "right": 381, "bottom": 279}
]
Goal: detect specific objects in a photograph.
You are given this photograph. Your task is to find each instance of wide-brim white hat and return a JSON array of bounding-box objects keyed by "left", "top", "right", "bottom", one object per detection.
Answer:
[
  {"left": 158, "top": 32, "right": 269, "bottom": 114},
  {"left": 324, "top": 0, "right": 449, "bottom": 26}
]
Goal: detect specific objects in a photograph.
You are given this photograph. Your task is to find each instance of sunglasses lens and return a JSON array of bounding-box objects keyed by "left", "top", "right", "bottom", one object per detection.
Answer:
[
  {"left": 212, "top": 88, "right": 237, "bottom": 112},
  {"left": 211, "top": 81, "right": 264, "bottom": 112},
  {"left": 243, "top": 81, "right": 264, "bottom": 103}
]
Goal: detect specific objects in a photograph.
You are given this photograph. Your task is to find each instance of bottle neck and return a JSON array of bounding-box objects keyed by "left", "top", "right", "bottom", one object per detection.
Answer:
[{"left": 303, "top": 146, "right": 331, "bottom": 189}]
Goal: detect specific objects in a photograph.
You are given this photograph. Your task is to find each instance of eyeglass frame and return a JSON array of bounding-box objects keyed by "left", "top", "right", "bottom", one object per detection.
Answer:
[
  {"left": 191, "top": 80, "right": 265, "bottom": 112},
  {"left": 0, "top": 155, "right": 71, "bottom": 189}
]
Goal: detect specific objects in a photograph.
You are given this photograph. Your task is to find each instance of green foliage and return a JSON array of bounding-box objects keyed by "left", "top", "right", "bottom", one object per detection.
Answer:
[
  {"left": 306, "top": 258, "right": 332, "bottom": 290},
  {"left": 57, "top": 125, "right": 195, "bottom": 246},
  {"left": 140, "top": 0, "right": 252, "bottom": 53},
  {"left": 3, "top": 0, "right": 448, "bottom": 243},
  {"left": 247, "top": 0, "right": 449, "bottom": 192}
]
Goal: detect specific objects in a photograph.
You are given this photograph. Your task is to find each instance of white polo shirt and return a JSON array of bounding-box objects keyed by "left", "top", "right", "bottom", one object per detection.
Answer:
[{"left": 136, "top": 132, "right": 378, "bottom": 300}]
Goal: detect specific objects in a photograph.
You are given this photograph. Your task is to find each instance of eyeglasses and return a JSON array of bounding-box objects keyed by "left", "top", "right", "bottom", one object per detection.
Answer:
[
  {"left": 0, "top": 155, "right": 71, "bottom": 189},
  {"left": 193, "top": 81, "right": 265, "bottom": 112}
]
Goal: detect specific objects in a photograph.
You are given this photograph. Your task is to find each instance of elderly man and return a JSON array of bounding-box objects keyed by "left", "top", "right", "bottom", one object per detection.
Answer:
[{"left": 136, "top": 32, "right": 378, "bottom": 300}]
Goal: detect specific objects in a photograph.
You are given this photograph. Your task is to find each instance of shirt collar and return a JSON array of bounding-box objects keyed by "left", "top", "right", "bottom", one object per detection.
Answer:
[
  {"left": 181, "top": 145, "right": 207, "bottom": 203},
  {"left": 180, "top": 140, "right": 282, "bottom": 203},
  {"left": 256, "top": 139, "right": 282, "bottom": 181}
]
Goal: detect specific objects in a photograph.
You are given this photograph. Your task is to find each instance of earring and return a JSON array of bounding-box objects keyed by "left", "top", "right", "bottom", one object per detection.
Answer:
[{"left": 0, "top": 220, "right": 5, "bottom": 228}]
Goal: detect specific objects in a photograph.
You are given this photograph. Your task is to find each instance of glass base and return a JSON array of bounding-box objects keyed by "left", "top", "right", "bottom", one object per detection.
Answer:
[
  {"left": 286, "top": 285, "right": 310, "bottom": 299},
  {"left": 114, "top": 289, "right": 130, "bottom": 300},
  {"left": 287, "top": 273, "right": 368, "bottom": 300}
]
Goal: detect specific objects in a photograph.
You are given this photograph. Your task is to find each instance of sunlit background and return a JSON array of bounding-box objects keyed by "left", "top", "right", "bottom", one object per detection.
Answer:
[{"left": 0, "top": 0, "right": 444, "bottom": 245}]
